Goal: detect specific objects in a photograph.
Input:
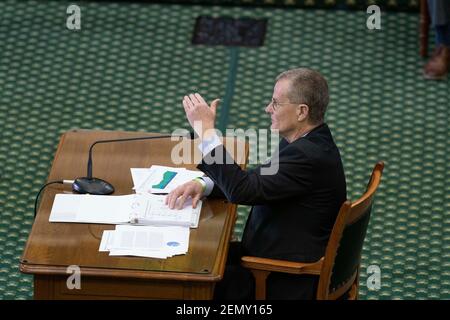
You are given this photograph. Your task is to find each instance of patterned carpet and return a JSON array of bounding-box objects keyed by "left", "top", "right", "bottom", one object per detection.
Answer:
[{"left": 0, "top": 0, "right": 449, "bottom": 299}]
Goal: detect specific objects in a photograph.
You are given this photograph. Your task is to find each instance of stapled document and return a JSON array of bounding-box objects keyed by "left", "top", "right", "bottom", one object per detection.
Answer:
[{"left": 99, "top": 225, "right": 190, "bottom": 259}]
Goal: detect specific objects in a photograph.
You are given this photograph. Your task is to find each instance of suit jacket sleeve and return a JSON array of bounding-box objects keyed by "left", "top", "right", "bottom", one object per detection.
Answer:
[
  {"left": 197, "top": 143, "right": 314, "bottom": 205},
  {"left": 209, "top": 183, "right": 226, "bottom": 198}
]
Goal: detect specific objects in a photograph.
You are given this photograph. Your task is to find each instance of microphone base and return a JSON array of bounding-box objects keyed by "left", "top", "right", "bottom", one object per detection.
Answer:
[{"left": 72, "top": 177, "right": 115, "bottom": 195}]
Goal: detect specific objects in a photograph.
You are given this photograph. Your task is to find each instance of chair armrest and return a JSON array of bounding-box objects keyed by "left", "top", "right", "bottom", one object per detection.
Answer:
[{"left": 241, "top": 256, "right": 323, "bottom": 276}]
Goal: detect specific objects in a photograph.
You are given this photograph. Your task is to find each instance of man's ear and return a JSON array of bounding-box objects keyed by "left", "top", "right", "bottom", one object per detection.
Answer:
[{"left": 297, "top": 104, "right": 309, "bottom": 121}]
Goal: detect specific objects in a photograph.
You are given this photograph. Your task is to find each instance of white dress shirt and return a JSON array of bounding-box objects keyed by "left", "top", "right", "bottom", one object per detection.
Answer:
[{"left": 197, "top": 134, "right": 222, "bottom": 196}]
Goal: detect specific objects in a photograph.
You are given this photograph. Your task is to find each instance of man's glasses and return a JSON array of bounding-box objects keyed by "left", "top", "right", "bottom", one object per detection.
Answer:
[{"left": 267, "top": 99, "right": 296, "bottom": 112}]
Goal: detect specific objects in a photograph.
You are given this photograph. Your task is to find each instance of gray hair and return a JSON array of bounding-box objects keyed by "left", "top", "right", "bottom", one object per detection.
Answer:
[{"left": 276, "top": 68, "right": 329, "bottom": 124}]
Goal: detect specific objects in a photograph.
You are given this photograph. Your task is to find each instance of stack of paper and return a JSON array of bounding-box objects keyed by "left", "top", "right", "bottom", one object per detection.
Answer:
[
  {"left": 131, "top": 165, "right": 204, "bottom": 194},
  {"left": 49, "top": 164, "right": 204, "bottom": 259},
  {"left": 50, "top": 193, "right": 202, "bottom": 228},
  {"left": 99, "top": 225, "right": 190, "bottom": 259}
]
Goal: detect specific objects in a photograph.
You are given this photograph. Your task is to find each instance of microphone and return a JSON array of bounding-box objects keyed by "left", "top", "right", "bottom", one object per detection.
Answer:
[{"left": 72, "top": 131, "right": 194, "bottom": 195}]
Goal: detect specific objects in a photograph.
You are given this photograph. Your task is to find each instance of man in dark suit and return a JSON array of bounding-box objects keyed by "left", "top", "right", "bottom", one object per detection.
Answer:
[{"left": 166, "top": 68, "right": 346, "bottom": 299}]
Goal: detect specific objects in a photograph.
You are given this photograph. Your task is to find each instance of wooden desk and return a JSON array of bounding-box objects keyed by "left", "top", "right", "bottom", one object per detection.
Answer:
[{"left": 20, "top": 130, "right": 248, "bottom": 299}]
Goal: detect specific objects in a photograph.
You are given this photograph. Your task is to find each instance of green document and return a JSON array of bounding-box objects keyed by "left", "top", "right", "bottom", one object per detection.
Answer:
[{"left": 152, "top": 171, "right": 177, "bottom": 189}]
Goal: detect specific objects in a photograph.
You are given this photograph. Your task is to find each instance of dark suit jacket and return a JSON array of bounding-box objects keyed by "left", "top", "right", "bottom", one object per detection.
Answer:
[{"left": 197, "top": 123, "right": 346, "bottom": 263}]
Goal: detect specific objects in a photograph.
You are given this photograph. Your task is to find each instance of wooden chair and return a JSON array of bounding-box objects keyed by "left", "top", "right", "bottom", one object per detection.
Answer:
[
  {"left": 420, "top": 0, "right": 430, "bottom": 57},
  {"left": 241, "top": 161, "right": 385, "bottom": 300}
]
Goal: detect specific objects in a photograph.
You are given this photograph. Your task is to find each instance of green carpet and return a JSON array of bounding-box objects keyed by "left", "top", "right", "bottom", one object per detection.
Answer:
[{"left": 0, "top": 0, "right": 449, "bottom": 300}]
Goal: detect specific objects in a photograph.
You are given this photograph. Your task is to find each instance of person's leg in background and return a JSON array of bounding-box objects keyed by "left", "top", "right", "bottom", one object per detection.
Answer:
[{"left": 424, "top": 0, "right": 450, "bottom": 79}]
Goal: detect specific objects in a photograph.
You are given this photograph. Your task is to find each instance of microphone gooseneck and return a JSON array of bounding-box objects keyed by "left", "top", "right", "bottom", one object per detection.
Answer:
[{"left": 73, "top": 133, "right": 186, "bottom": 195}]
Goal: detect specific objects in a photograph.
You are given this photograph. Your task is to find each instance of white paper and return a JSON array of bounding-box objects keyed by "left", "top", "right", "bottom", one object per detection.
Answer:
[
  {"left": 108, "top": 249, "right": 170, "bottom": 259},
  {"left": 76, "top": 194, "right": 132, "bottom": 224},
  {"left": 50, "top": 194, "right": 134, "bottom": 224},
  {"left": 48, "top": 194, "right": 81, "bottom": 222},
  {"left": 99, "top": 230, "right": 114, "bottom": 252},
  {"left": 50, "top": 193, "right": 201, "bottom": 228},
  {"left": 130, "top": 168, "right": 151, "bottom": 190},
  {"left": 133, "top": 194, "right": 202, "bottom": 228},
  {"left": 101, "top": 225, "right": 190, "bottom": 259}
]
